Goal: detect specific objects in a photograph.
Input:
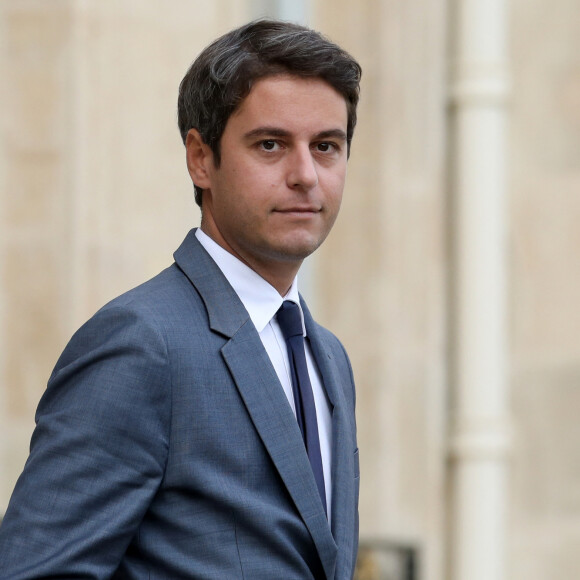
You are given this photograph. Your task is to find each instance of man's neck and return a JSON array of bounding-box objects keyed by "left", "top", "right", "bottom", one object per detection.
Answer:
[{"left": 198, "top": 223, "right": 301, "bottom": 296}]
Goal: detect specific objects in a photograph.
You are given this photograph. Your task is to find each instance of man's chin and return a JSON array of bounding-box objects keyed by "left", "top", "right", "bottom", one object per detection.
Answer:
[{"left": 270, "top": 238, "right": 325, "bottom": 262}]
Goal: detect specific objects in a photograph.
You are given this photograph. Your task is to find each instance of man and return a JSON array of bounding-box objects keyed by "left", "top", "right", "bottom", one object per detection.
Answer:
[{"left": 0, "top": 19, "right": 361, "bottom": 579}]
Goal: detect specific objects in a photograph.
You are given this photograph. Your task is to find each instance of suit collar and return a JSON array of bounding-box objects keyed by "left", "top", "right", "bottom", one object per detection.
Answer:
[
  {"left": 174, "top": 229, "right": 248, "bottom": 338},
  {"left": 194, "top": 228, "right": 305, "bottom": 334}
]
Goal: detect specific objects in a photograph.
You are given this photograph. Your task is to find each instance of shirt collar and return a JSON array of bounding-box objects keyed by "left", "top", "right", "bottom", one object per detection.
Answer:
[{"left": 195, "top": 228, "right": 305, "bottom": 334}]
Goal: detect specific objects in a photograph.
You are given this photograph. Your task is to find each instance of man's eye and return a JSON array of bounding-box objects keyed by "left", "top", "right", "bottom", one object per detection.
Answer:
[
  {"left": 260, "top": 140, "right": 278, "bottom": 151},
  {"left": 317, "top": 142, "right": 335, "bottom": 152}
]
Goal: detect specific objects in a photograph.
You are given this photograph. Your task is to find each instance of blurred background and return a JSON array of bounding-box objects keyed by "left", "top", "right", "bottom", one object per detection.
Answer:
[{"left": 1, "top": 1, "right": 580, "bottom": 579}]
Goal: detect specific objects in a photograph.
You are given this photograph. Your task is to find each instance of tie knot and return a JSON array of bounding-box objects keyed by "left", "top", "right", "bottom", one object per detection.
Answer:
[{"left": 276, "top": 301, "right": 303, "bottom": 340}]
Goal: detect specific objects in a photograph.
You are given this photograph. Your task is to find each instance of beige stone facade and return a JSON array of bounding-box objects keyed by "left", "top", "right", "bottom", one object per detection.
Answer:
[{"left": 1, "top": 1, "right": 579, "bottom": 578}]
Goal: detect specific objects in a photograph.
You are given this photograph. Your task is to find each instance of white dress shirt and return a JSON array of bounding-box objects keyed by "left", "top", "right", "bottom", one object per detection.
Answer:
[{"left": 195, "top": 228, "right": 333, "bottom": 520}]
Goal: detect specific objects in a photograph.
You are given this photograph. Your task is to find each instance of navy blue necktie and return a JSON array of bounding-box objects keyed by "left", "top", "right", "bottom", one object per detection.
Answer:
[{"left": 276, "top": 300, "right": 327, "bottom": 515}]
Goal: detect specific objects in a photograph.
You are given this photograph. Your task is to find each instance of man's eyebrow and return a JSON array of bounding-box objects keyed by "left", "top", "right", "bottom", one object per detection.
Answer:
[
  {"left": 314, "top": 129, "right": 347, "bottom": 142},
  {"left": 243, "top": 127, "right": 347, "bottom": 141},
  {"left": 243, "top": 127, "right": 291, "bottom": 140}
]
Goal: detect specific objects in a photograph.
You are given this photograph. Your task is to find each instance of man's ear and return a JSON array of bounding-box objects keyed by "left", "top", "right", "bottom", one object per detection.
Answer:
[{"left": 185, "top": 129, "right": 213, "bottom": 190}]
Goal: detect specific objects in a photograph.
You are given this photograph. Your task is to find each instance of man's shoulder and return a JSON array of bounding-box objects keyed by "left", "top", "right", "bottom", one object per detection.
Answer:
[
  {"left": 51, "top": 263, "right": 211, "bottom": 377},
  {"left": 104, "top": 263, "right": 198, "bottom": 312},
  {"left": 81, "top": 263, "right": 200, "bottom": 331},
  {"left": 301, "top": 299, "right": 348, "bottom": 351},
  {"left": 96, "top": 228, "right": 218, "bottom": 316},
  {"left": 303, "top": 305, "right": 353, "bottom": 372},
  {"left": 66, "top": 263, "right": 203, "bottom": 346},
  {"left": 309, "top": 317, "right": 343, "bottom": 347}
]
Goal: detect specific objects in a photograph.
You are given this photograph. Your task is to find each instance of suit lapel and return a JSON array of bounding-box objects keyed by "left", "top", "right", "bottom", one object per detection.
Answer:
[
  {"left": 222, "top": 329, "right": 338, "bottom": 579},
  {"left": 174, "top": 231, "right": 338, "bottom": 579}
]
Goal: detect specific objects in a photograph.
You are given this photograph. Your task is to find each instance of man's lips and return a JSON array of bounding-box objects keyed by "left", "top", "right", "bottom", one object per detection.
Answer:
[{"left": 273, "top": 206, "right": 321, "bottom": 214}]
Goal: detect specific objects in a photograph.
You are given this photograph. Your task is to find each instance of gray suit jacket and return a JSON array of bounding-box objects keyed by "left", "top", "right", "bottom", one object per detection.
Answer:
[{"left": 0, "top": 230, "right": 359, "bottom": 579}]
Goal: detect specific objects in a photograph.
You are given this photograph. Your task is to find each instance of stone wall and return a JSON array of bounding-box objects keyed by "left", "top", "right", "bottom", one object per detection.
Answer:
[{"left": 510, "top": 0, "right": 580, "bottom": 577}]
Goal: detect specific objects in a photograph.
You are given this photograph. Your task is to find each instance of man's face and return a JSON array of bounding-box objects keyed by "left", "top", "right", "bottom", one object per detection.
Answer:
[{"left": 192, "top": 74, "right": 349, "bottom": 286}]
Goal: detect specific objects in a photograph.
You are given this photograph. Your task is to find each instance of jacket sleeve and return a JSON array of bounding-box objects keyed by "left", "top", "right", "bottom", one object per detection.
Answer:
[{"left": 0, "top": 302, "right": 171, "bottom": 579}]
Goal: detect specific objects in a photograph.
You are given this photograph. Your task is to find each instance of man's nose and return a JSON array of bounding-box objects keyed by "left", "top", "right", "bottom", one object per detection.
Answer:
[{"left": 286, "top": 146, "right": 319, "bottom": 191}]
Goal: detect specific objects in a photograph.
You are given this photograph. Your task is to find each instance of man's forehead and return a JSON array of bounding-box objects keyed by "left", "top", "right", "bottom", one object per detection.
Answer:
[{"left": 229, "top": 74, "right": 348, "bottom": 128}]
